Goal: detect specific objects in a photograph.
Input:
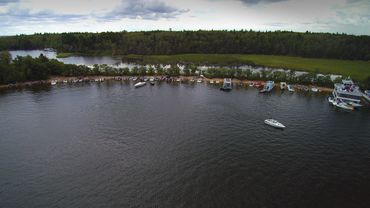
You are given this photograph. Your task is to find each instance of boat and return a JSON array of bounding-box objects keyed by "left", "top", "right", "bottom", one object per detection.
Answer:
[
  {"left": 51, "top": 80, "right": 57, "bottom": 85},
  {"left": 210, "top": 80, "right": 214, "bottom": 84},
  {"left": 197, "top": 79, "right": 203, "bottom": 83},
  {"left": 176, "top": 78, "right": 181, "bottom": 82},
  {"left": 249, "top": 81, "right": 254, "bottom": 87},
  {"left": 260, "top": 81, "right": 275, "bottom": 93},
  {"left": 264, "top": 119, "right": 285, "bottom": 129},
  {"left": 280, "top": 82, "right": 287, "bottom": 90},
  {"left": 150, "top": 82, "right": 155, "bottom": 86},
  {"left": 220, "top": 78, "right": 232, "bottom": 91},
  {"left": 149, "top": 77, "right": 155, "bottom": 82},
  {"left": 287, "top": 85, "right": 295, "bottom": 92},
  {"left": 134, "top": 82, "right": 146, "bottom": 88},
  {"left": 333, "top": 99, "right": 354, "bottom": 111},
  {"left": 332, "top": 78, "right": 363, "bottom": 108},
  {"left": 327, "top": 96, "right": 335, "bottom": 105},
  {"left": 311, "top": 87, "right": 319, "bottom": 92},
  {"left": 215, "top": 80, "right": 220, "bottom": 84},
  {"left": 63, "top": 80, "right": 68, "bottom": 83}
]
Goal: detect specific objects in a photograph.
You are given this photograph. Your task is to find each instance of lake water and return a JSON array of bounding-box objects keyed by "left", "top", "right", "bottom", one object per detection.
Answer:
[
  {"left": 0, "top": 82, "right": 369, "bottom": 208},
  {"left": 9, "top": 50, "right": 122, "bottom": 66}
]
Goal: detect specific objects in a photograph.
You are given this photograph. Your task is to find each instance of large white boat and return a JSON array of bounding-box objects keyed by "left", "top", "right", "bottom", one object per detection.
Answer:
[
  {"left": 260, "top": 81, "right": 275, "bottom": 93},
  {"left": 220, "top": 78, "right": 232, "bottom": 91},
  {"left": 332, "top": 78, "right": 363, "bottom": 108},
  {"left": 264, "top": 119, "right": 285, "bottom": 129},
  {"left": 134, "top": 82, "right": 146, "bottom": 88}
]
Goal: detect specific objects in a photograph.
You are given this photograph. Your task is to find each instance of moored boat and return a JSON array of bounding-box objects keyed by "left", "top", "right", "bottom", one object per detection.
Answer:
[
  {"left": 287, "top": 85, "right": 295, "bottom": 92},
  {"left": 220, "top": 78, "right": 232, "bottom": 91},
  {"left": 260, "top": 81, "right": 275, "bottom": 93},
  {"left": 51, "top": 80, "right": 57, "bottom": 85},
  {"left": 333, "top": 99, "right": 354, "bottom": 111},
  {"left": 280, "top": 82, "right": 287, "bottom": 90},
  {"left": 264, "top": 119, "right": 285, "bottom": 129}
]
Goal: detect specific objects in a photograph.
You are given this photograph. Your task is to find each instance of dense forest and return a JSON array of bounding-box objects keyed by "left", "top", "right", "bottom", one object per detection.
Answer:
[{"left": 1, "top": 30, "right": 370, "bottom": 60}]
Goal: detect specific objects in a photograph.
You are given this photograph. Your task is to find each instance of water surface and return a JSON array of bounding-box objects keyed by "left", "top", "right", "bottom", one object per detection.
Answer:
[{"left": 0, "top": 82, "right": 369, "bottom": 208}]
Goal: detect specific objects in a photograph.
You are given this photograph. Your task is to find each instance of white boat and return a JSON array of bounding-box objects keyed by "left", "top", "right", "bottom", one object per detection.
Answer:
[
  {"left": 51, "top": 80, "right": 57, "bottom": 85},
  {"left": 328, "top": 96, "right": 335, "bottom": 105},
  {"left": 220, "top": 78, "right": 232, "bottom": 91},
  {"left": 260, "top": 81, "right": 275, "bottom": 93},
  {"left": 287, "top": 85, "right": 295, "bottom": 92},
  {"left": 63, "top": 80, "right": 68, "bottom": 83},
  {"left": 264, "top": 119, "right": 285, "bottom": 129},
  {"left": 197, "top": 79, "right": 202, "bottom": 83},
  {"left": 149, "top": 77, "right": 155, "bottom": 82},
  {"left": 134, "top": 82, "right": 146, "bottom": 88},
  {"left": 176, "top": 78, "right": 181, "bottom": 82},
  {"left": 332, "top": 78, "right": 362, "bottom": 107},
  {"left": 311, "top": 87, "right": 319, "bottom": 92},
  {"left": 249, "top": 81, "right": 254, "bottom": 87},
  {"left": 215, "top": 80, "right": 220, "bottom": 84},
  {"left": 333, "top": 99, "right": 354, "bottom": 111},
  {"left": 210, "top": 80, "right": 214, "bottom": 84},
  {"left": 280, "top": 82, "right": 287, "bottom": 90}
]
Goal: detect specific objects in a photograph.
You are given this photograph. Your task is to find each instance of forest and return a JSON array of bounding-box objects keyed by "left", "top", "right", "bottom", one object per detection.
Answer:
[
  {"left": 2, "top": 51, "right": 369, "bottom": 89},
  {"left": 1, "top": 30, "right": 370, "bottom": 61}
]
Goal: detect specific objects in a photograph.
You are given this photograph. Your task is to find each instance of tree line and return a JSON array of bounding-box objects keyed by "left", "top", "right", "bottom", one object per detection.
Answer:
[
  {"left": 3, "top": 51, "right": 369, "bottom": 89},
  {"left": 0, "top": 30, "right": 370, "bottom": 60}
]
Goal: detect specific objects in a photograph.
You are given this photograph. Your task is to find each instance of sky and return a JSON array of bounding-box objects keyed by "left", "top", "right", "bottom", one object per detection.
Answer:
[{"left": 0, "top": 0, "right": 369, "bottom": 36}]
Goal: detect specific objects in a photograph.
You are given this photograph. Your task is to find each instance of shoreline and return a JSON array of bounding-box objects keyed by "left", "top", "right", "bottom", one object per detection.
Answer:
[{"left": 0, "top": 75, "right": 333, "bottom": 93}]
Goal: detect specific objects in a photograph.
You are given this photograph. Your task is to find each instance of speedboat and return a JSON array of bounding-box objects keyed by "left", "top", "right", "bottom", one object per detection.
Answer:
[
  {"left": 287, "top": 85, "right": 295, "bottom": 92},
  {"left": 327, "top": 96, "right": 335, "bottom": 105},
  {"left": 220, "top": 78, "right": 232, "bottom": 91},
  {"left": 264, "top": 119, "right": 285, "bottom": 129},
  {"left": 333, "top": 99, "right": 354, "bottom": 111},
  {"left": 280, "top": 82, "right": 287, "bottom": 90},
  {"left": 260, "top": 81, "right": 275, "bottom": 93},
  {"left": 311, "top": 87, "right": 319, "bottom": 92},
  {"left": 134, "top": 82, "right": 146, "bottom": 88}
]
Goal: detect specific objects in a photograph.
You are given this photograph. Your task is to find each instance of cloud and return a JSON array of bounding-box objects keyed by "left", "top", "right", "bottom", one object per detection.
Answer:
[
  {"left": 239, "top": 0, "right": 287, "bottom": 5},
  {"left": 100, "top": 0, "right": 189, "bottom": 20},
  {"left": 0, "top": 0, "right": 18, "bottom": 5}
]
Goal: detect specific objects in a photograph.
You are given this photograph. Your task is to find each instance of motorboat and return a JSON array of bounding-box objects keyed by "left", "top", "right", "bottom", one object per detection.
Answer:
[
  {"left": 249, "top": 81, "right": 254, "bottom": 87},
  {"left": 210, "top": 80, "right": 214, "bottom": 84},
  {"left": 51, "top": 80, "right": 57, "bottom": 85},
  {"left": 287, "top": 85, "right": 295, "bottom": 92},
  {"left": 149, "top": 77, "right": 155, "bottom": 82},
  {"left": 333, "top": 99, "right": 354, "bottom": 111},
  {"left": 332, "top": 78, "right": 363, "bottom": 108},
  {"left": 264, "top": 119, "right": 285, "bottom": 129},
  {"left": 311, "top": 87, "right": 319, "bottom": 92},
  {"left": 134, "top": 82, "right": 146, "bottom": 88},
  {"left": 260, "top": 81, "right": 275, "bottom": 93},
  {"left": 197, "top": 79, "right": 203, "bottom": 83},
  {"left": 327, "top": 96, "right": 335, "bottom": 105},
  {"left": 280, "top": 82, "right": 287, "bottom": 90},
  {"left": 220, "top": 78, "right": 232, "bottom": 91},
  {"left": 215, "top": 80, "right": 220, "bottom": 84}
]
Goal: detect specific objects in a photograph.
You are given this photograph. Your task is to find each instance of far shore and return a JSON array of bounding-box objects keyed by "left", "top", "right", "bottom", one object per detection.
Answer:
[{"left": 0, "top": 75, "right": 333, "bottom": 93}]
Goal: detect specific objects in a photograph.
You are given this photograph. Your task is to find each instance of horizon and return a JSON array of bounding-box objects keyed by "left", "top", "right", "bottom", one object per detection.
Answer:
[{"left": 0, "top": 0, "right": 369, "bottom": 36}]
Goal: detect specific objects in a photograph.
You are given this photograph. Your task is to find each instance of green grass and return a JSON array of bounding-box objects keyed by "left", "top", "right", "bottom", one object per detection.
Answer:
[
  {"left": 56, "top": 53, "right": 78, "bottom": 58},
  {"left": 124, "top": 54, "right": 370, "bottom": 81}
]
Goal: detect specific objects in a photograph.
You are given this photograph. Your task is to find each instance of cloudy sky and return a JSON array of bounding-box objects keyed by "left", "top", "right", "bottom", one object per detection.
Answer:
[{"left": 0, "top": 0, "right": 369, "bottom": 36}]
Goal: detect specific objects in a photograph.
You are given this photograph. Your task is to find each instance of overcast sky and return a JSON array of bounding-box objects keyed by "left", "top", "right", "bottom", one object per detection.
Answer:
[{"left": 0, "top": 0, "right": 369, "bottom": 36}]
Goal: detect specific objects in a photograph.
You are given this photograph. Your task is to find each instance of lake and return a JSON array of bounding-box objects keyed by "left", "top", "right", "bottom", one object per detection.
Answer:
[{"left": 0, "top": 82, "right": 369, "bottom": 208}]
